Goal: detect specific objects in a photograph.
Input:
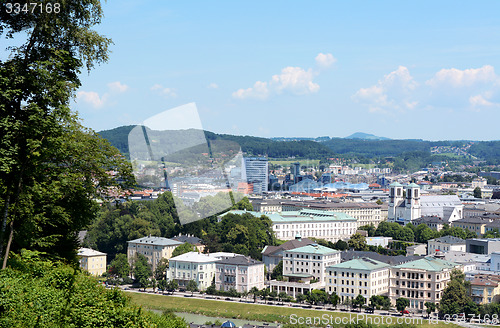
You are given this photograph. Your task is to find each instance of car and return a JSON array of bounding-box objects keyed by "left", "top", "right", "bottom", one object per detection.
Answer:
[{"left": 400, "top": 310, "right": 410, "bottom": 314}]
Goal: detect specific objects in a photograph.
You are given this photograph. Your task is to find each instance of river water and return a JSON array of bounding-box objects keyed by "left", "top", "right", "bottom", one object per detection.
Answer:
[{"left": 174, "top": 312, "right": 274, "bottom": 326}]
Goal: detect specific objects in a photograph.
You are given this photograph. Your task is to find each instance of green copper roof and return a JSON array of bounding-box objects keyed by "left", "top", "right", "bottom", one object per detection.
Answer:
[
  {"left": 407, "top": 183, "right": 420, "bottom": 188},
  {"left": 327, "top": 258, "right": 390, "bottom": 271},
  {"left": 286, "top": 244, "right": 339, "bottom": 255},
  {"left": 393, "top": 257, "right": 459, "bottom": 272},
  {"left": 389, "top": 182, "right": 402, "bottom": 187},
  {"left": 221, "top": 209, "right": 356, "bottom": 223}
]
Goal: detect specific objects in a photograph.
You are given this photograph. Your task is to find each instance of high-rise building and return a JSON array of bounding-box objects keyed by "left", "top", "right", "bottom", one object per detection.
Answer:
[
  {"left": 291, "top": 162, "right": 301, "bottom": 183},
  {"left": 243, "top": 157, "right": 269, "bottom": 194}
]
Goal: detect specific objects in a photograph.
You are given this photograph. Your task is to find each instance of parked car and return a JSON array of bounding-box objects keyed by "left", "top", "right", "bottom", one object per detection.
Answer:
[{"left": 400, "top": 310, "right": 410, "bottom": 314}]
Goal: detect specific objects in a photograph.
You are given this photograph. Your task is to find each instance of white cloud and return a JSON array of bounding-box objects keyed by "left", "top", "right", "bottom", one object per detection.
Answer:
[
  {"left": 426, "top": 65, "right": 497, "bottom": 88},
  {"left": 207, "top": 83, "right": 219, "bottom": 89},
  {"left": 233, "top": 53, "right": 333, "bottom": 100},
  {"left": 315, "top": 53, "right": 336, "bottom": 69},
  {"left": 77, "top": 91, "right": 107, "bottom": 108},
  {"left": 353, "top": 66, "right": 418, "bottom": 113},
  {"left": 232, "top": 81, "right": 269, "bottom": 100},
  {"left": 151, "top": 84, "right": 177, "bottom": 98},
  {"left": 107, "top": 81, "right": 129, "bottom": 93}
]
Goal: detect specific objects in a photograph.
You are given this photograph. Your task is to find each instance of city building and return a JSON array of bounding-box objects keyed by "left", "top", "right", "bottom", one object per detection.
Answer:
[
  {"left": 269, "top": 244, "right": 340, "bottom": 297},
  {"left": 388, "top": 182, "right": 463, "bottom": 224},
  {"left": 491, "top": 252, "right": 500, "bottom": 272},
  {"left": 406, "top": 244, "right": 427, "bottom": 256},
  {"left": 167, "top": 252, "right": 221, "bottom": 290},
  {"left": 280, "top": 200, "right": 383, "bottom": 228},
  {"left": 451, "top": 217, "right": 492, "bottom": 237},
  {"left": 127, "top": 236, "right": 182, "bottom": 272},
  {"left": 215, "top": 256, "right": 265, "bottom": 293},
  {"left": 77, "top": 248, "right": 107, "bottom": 276},
  {"left": 221, "top": 209, "right": 357, "bottom": 242},
  {"left": 282, "top": 244, "right": 341, "bottom": 284},
  {"left": 469, "top": 274, "right": 500, "bottom": 304},
  {"left": 427, "top": 236, "right": 466, "bottom": 255},
  {"left": 243, "top": 157, "right": 269, "bottom": 194},
  {"left": 326, "top": 257, "right": 391, "bottom": 302},
  {"left": 389, "top": 257, "right": 461, "bottom": 310},
  {"left": 412, "top": 216, "right": 448, "bottom": 231},
  {"left": 250, "top": 198, "right": 283, "bottom": 213},
  {"left": 366, "top": 236, "right": 392, "bottom": 248},
  {"left": 467, "top": 238, "right": 500, "bottom": 255},
  {"left": 261, "top": 235, "right": 315, "bottom": 273},
  {"left": 171, "top": 234, "right": 206, "bottom": 253}
]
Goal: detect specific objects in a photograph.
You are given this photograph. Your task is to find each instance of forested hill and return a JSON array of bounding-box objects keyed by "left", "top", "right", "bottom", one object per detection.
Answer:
[{"left": 98, "top": 125, "right": 500, "bottom": 162}]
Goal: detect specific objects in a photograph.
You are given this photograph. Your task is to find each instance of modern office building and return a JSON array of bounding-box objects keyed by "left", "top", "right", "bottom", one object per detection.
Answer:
[
  {"left": 466, "top": 238, "right": 500, "bottom": 255},
  {"left": 243, "top": 157, "right": 269, "bottom": 194}
]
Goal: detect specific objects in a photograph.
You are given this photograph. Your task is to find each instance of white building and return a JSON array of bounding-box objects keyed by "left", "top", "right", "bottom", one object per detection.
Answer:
[
  {"left": 222, "top": 209, "right": 357, "bottom": 242},
  {"left": 167, "top": 252, "right": 221, "bottom": 290},
  {"left": 427, "top": 236, "right": 466, "bottom": 255},
  {"left": 215, "top": 256, "right": 265, "bottom": 293},
  {"left": 243, "top": 157, "right": 269, "bottom": 194},
  {"left": 282, "top": 244, "right": 341, "bottom": 284},
  {"left": 326, "top": 257, "right": 391, "bottom": 302},
  {"left": 127, "top": 236, "right": 182, "bottom": 272}
]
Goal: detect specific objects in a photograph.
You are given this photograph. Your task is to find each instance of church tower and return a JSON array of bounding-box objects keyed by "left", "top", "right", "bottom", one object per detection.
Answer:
[
  {"left": 388, "top": 182, "right": 404, "bottom": 221},
  {"left": 405, "top": 183, "right": 421, "bottom": 222}
]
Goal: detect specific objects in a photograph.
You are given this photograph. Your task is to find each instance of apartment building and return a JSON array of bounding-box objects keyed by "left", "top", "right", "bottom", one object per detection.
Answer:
[
  {"left": 167, "top": 252, "right": 220, "bottom": 290},
  {"left": 282, "top": 244, "right": 341, "bottom": 284},
  {"left": 451, "top": 217, "right": 491, "bottom": 237},
  {"left": 215, "top": 256, "right": 265, "bottom": 293},
  {"left": 127, "top": 236, "right": 182, "bottom": 271},
  {"left": 326, "top": 257, "right": 390, "bottom": 302},
  {"left": 389, "top": 257, "right": 461, "bottom": 310},
  {"left": 261, "top": 235, "right": 315, "bottom": 273},
  {"left": 77, "top": 248, "right": 107, "bottom": 276},
  {"left": 469, "top": 274, "right": 500, "bottom": 304},
  {"left": 427, "top": 236, "right": 466, "bottom": 255}
]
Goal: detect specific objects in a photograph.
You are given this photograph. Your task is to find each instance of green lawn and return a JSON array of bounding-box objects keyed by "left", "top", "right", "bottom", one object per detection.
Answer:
[{"left": 129, "top": 292, "right": 459, "bottom": 328}]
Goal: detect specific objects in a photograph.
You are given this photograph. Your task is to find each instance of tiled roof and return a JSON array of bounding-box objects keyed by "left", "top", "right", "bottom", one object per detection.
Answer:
[
  {"left": 261, "top": 238, "right": 315, "bottom": 256},
  {"left": 169, "top": 252, "right": 220, "bottom": 263},
  {"left": 127, "top": 236, "right": 183, "bottom": 246},
  {"left": 428, "top": 235, "right": 466, "bottom": 245},
  {"left": 286, "top": 244, "right": 339, "bottom": 255},
  {"left": 393, "top": 257, "right": 459, "bottom": 272},
  {"left": 327, "top": 257, "right": 390, "bottom": 271}
]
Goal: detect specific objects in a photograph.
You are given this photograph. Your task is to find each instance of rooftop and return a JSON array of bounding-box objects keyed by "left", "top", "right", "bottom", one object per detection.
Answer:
[
  {"left": 286, "top": 244, "right": 339, "bottom": 255},
  {"left": 327, "top": 257, "right": 390, "bottom": 271},
  {"left": 78, "top": 248, "right": 106, "bottom": 257},
  {"left": 222, "top": 209, "right": 357, "bottom": 223},
  {"left": 169, "top": 251, "right": 221, "bottom": 263},
  {"left": 217, "top": 255, "right": 263, "bottom": 266},
  {"left": 127, "top": 236, "right": 183, "bottom": 247},
  {"left": 262, "top": 237, "right": 315, "bottom": 256},
  {"left": 429, "top": 235, "right": 466, "bottom": 245},
  {"left": 393, "top": 257, "right": 459, "bottom": 272}
]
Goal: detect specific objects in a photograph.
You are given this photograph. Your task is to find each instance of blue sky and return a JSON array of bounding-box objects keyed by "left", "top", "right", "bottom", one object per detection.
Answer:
[{"left": 72, "top": 1, "right": 500, "bottom": 140}]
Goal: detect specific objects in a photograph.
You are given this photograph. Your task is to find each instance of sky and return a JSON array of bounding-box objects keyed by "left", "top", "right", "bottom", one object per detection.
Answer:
[{"left": 67, "top": 1, "right": 500, "bottom": 140}]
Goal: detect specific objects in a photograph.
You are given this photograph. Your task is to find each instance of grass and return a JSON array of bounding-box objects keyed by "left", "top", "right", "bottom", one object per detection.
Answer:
[{"left": 129, "top": 292, "right": 460, "bottom": 328}]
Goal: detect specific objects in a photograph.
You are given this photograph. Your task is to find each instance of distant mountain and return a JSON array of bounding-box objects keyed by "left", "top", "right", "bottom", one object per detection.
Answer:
[{"left": 345, "top": 132, "right": 390, "bottom": 140}]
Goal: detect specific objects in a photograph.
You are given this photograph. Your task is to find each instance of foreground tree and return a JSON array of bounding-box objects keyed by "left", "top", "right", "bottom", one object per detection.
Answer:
[
  {"left": 109, "top": 253, "right": 130, "bottom": 280},
  {"left": 440, "top": 269, "right": 475, "bottom": 316},
  {"left": 186, "top": 279, "right": 198, "bottom": 296},
  {"left": 396, "top": 297, "right": 409, "bottom": 313},
  {"left": 425, "top": 301, "right": 437, "bottom": 317},
  {"left": 0, "top": 0, "right": 133, "bottom": 267}
]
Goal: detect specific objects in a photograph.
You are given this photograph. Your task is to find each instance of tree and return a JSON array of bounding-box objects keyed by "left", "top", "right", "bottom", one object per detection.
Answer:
[
  {"left": 348, "top": 233, "right": 368, "bottom": 251},
  {"left": 109, "top": 253, "right": 130, "bottom": 280},
  {"left": 186, "top": 280, "right": 198, "bottom": 296},
  {"left": 358, "top": 224, "right": 376, "bottom": 237},
  {"left": 474, "top": 187, "right": 482, "bottom": 199},
  {"left": 440, "top": 269, "right": 472, "bottom": 316},
  {"left": 425, "top": 302, "right": 436, "bottom": 317},
  {"left": 167, "top": 280, "right": 179, "bottom": 294},
  {"left": 296, "top": 293, "right": 306, "bottom": 304},
  {"left": 133, "top": 254, "right": 152, "bottom": 291},
  {"left": 154, "top": 258, "right": 169, "bottom": 281},
  {"left": 171, "top": 243, "right": 197, "bottom": 258},
  {"left": 271, "top": 260, "right": 283, "bottom": 281},
  {"left": 249, "top": 287, "right": 260, "bottom": 303},
  {"left": 0, "top": 0, "right": 134, "bottom": 268},
  {"left": 376, "top": 199, "right": 383, "bottom": 205},
  {"left": 353, "top": 294, "right": 366, "bottom": 312},
  {"left": 329, "top": 293, "right": 340, "bottom": 309},
  {"left": 333, "top": 239, "right": 348, "bottom": 251},
  {"left": 396, "top": 298, "right": 409, "bottom": 313},
  {"left": 370, "top": 295, "right": 391, "bottom": 310}
]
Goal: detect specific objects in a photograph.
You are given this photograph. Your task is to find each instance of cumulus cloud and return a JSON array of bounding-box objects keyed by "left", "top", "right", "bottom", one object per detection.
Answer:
[
  {"left": 315, "top": 53, "right": 336, "bottom": 69},
  {"left": 151, "top": 84, "right": 177, "bottom": 98},
  {"left": 107, "top": 81, "right": 129, "bottom": 93},
  {"left": 352, "top": 66, "right": 418, "bottom": 113},
  {"left": 426, "top": 65, "right": 497, "bottom": 88},
  {"left": 77, "top": 91, "right": 107, "bottom": 108},
  {"left": 233, "top": 53, "right": 332, "bottom": 100},
  {"left": 355, "top": 65, "right": 500, "bottom": 113},
  {"left": 77, "top": 81, "right": 129, "bottom": 109}
]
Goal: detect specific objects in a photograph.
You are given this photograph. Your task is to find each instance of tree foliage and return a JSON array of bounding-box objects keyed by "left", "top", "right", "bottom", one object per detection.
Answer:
[{"left": 172, "top": 243, "right": 197, "bottom": 258}]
